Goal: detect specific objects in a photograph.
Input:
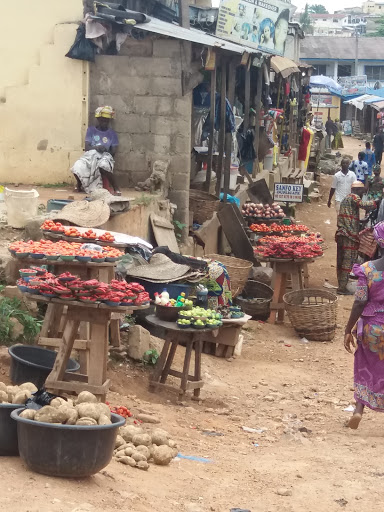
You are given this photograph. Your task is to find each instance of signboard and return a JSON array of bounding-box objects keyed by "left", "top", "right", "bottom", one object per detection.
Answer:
[
  {"left": 273, "top": 183, "right": 304, "bottom": 203},
  {"left": 311, "top": 93, "right": 333, "bottom": 106},
  {"left": 338, "top": 75, "right": 367, "bottom": 97},
  {"left": 216, "top": 0, "right": 292, "bottom": 56}
]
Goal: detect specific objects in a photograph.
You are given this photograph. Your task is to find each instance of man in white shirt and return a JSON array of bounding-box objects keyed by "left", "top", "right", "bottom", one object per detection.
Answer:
[{"left": 328, "top": 158, "right": 356, "bottom": 212}]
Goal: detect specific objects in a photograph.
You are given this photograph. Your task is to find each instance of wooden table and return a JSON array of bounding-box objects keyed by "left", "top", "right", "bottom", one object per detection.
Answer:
[
  {"left": 265, "top": 258, "right": 315, "bottom": 324},
  {"left": 146, "top": 315, "right": 218, "bottom": 400},
  {"left": 14, "top": 256, "right": 122, "bottom": 347},
  {"left": 27, "top": 294, "right": 148, "bottom": 400}
]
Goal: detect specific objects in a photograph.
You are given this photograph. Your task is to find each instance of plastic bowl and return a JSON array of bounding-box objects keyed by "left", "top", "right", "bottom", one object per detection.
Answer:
[
  {"left": 25, "top": 287, "right": 41, "bottom": 295},
  {"left": 76, "top": 256, "right": 92, "bottom": 263},
  {"left": 11, "top": 409, "right": 125, "bottom": 477},
  {"left": 46, "top": 255, "right": 60, "bottom": 261},
  {"left": 176, "top": 322, "right": 192, "bottom": 329},
  {"left": 17, "top": 285, "right": 29, "bottom": 293},
  {"left": 15, "top": 252, "right": 30, "bottom": 258},
  {"left": 105, "top": 257, "right": 119, "bottom": 263},
  {"left": 91, "top": 257, "right": 105, "bottom": 263},
  {"left": 103, "top": 300, "right": 121, "bottom": 307},
  {"left": 30, "top": 253, "right": 45, "bottom": 259},
  {"left": 0, "top": 404, "right": 26, "bottom": 456},
  {"left": 60, "top": 255, "right": 75, "bottom": 261},
  {"left": 8, "top": 345, "right": 80, "bottom": 388}
]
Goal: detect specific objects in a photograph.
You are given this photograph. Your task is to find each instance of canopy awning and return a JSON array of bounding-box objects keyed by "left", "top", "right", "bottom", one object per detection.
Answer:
[
  {"left": 344, "top": 94, "right": 383, "bottom": 110},
  {"left": 271, "top": 56, "right": 300, "bottom": 78},
  {"left": 370, "top": 100, "right": 384, "bottom": 111}
]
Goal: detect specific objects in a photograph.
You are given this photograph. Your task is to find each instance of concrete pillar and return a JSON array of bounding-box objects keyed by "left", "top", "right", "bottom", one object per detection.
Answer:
[{"left": 333, "top": 61, "right": 338, "bottom": 81}]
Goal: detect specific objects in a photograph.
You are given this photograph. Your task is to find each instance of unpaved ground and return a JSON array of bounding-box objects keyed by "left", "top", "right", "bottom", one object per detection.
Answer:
[{"left": 2, "top": 137, "right": 383, "bottom": 512}]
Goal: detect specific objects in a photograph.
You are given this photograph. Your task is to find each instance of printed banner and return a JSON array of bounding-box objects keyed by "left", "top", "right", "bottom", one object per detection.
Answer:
[
  {"left": 216, "top": 0, "right": 292, "bottom": 56},
  {"left": 273, "top": 183, "right": 303, "bottom": 203}
]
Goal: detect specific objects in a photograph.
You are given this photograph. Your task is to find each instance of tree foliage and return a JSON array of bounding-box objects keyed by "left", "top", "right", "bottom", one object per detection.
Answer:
[
  {"left": 308, "top": 4, "right": 329, "bottom": 14},
  {"left": 367, "top": 16, "right": 384, "bottom": 37},
  {"left": 300, "top": 4, "right": 314, "bottom": 34}
]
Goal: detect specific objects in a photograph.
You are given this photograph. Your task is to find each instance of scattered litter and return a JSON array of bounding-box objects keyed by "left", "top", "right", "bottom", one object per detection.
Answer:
[
  {"left": 299, "top": 337, "right": 309, "bottom": 344},
  {"left": 176, "top": 453, "right": 214, "bottom": 464},
  {"left": 252, "top": 443, "right": 260, "bottom": 447},
  {"left": 324, "top": 281, "right": 337, "bottom": 289},
  {"left": 284, "top": 344, "right": 292, "bottom": 347},
  {"left": 335, "top": 498, "right": 348, "bottom": 507},
  {"left": 324, "top": 219, "right": 331, "bottom": 225},
  {"left": 202, "top": 430, "right": 224, "bottom": 437},
  {"left": 343, "top": 405, "right": 355, "bottom": 412},
  {"left": 242, "top": 426, "right": 266, "bottom": 434},
  {"left": 230, "top": 509, "right": 251, "bottom": 512}
]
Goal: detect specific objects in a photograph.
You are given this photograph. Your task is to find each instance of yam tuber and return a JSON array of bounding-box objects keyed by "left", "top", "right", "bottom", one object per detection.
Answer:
[
  {"left": 76, "top": 391, "right": 98, "bottom": 404},
  {"left": 76, "top": 417, "right": 98, "bottom": 426},
  {"left": 76, "top": 403, "right": 100, "bottom": 421},
  {"left": 19, "top": 409, "right": 36, "bottom": 420},
  {"left": 132, "top": 433, "right": 152, "bottom": 447}
]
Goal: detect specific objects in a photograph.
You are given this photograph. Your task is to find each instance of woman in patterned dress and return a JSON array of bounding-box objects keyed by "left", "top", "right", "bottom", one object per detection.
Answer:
[{"left": 344, "top": 221, "right": 384, "bottom": 428}]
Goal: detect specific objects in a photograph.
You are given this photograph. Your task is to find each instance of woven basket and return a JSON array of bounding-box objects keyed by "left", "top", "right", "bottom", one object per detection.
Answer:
[
  {"left": 235, "top": 280, "right": 273, "bottom": 319},
  {"left": 283, "top": 289, "right": 338, "bottom": 342},
  {"left": 189, "top": 190, "right": 220, "bottom": 225},
  {"left": 206, "top": 254, "right": 253, "bottom": 298}
]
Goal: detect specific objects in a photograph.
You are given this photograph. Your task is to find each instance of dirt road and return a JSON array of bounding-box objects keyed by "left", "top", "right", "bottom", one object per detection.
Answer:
[{"left": 2, "top": 136, "right": 383, "bottom": 512}]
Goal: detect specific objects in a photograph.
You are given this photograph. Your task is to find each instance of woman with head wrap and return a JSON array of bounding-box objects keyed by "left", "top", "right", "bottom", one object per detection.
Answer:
[
  {"left": 72, "top": 106, "right": 121, "bottom": 195},
  {"left": 344, "top": 221, "right": 384, "bottom": 429},
  {"left": 366, "top": 164, "right": 384, "bottom": 201},
  {"left": 335, "top": 181, "right": 377, "bottom": 294}
]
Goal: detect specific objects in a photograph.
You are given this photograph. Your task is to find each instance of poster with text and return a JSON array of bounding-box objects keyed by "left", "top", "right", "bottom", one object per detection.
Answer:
[{"left": 216, "top": 0, "right": 292, "bottom": 56}]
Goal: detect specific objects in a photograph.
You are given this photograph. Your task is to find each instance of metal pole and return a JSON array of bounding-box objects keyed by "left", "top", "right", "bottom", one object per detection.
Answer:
[
  {"left": 205, "top": 63, "right": 217, "bottom": 192},
  {"left": 253, "top": 67, "right": 263, "bottom": 178},
  {"left": 355, "top": 28, "right": 359, "bottom": 75},
  {"left": 216, "top": 56, "right": 227, "bottom": 198},
  {"left": 179, "top": 0, "right": 190, "bottom": 28}
]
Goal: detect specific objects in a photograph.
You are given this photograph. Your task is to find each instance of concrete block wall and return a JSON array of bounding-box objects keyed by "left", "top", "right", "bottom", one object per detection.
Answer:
[{"left": 89, "top": 37, "right": 192, "bottom": 229}]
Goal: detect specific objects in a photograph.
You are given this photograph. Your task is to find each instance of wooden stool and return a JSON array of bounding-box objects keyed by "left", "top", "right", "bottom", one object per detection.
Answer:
[
  {"left": 268, "top": 260, "right": 313, "bottom": 324},
  {"left": 146, "top": 315, "right": 208, "bottom": 400}
]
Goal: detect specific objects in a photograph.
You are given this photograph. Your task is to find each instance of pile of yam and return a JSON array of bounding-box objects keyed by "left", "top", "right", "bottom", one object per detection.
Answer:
[
  {"left": 114, "top": 424, "right": 178, "bottom": 471},
  {"left": 0, "top": 382, "right": 37, "bottom": 404}
]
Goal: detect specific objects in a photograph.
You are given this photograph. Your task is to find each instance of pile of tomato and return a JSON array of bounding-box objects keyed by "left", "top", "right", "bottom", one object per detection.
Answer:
[
  {"left": 17, "top": 271, "right": 150, "bottom": 306},
  {"left": 250, "top": 222, "right": 310, "bottom": 234},
  {"left": 9, "top": 240, "right": 123, "bottom": 261},
  {"left": 41, "top": 222, "right": 116, "bottom": 243},
  {"left": 254, "top": 237, "right": 323, "bottom": 260}
]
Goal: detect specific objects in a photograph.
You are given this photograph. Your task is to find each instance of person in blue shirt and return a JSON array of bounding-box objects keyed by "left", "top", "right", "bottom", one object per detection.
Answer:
[
  {"left": 349, "top": 152, "right": 369, "bottom": 184},
  {"left": 364, "top": 141, "right": 376, "bottom": 177}
]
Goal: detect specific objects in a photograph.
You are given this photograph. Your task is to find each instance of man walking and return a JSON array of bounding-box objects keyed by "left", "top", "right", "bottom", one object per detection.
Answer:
[
  {"left": 328, "top": 158, "right": 355, "bottom": 212},
  {"left": 349, "top": 152, "right": 369, "bottom": 184},
  {"left": 373, "top": 129, "right": 384, "bottom": 165},
  {"left": 336, "top": 181, "right": 377, "bottom": 294}
]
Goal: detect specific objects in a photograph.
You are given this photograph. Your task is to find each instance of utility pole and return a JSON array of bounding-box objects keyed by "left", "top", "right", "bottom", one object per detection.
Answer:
[
  {"left": 355, "top": 27, "right": 359, "bottom": 76},
  {"left": 179, "top": 0, "right": 190, "bottom": 28}
]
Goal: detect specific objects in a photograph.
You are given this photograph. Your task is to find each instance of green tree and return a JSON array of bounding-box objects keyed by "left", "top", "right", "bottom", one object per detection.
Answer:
[
  {"left": 367, "top": 16, "right": 384, "bottom": 36},
  {"left": 300, "top": 4, "right": 314, "bottom": 34},
  {"left": 308, "top": 4, "right": 329, "bottom": 13}
]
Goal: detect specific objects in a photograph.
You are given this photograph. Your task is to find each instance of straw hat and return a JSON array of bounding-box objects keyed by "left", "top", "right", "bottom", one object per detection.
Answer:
[
  {"left": 126, "top": 253, "right": 192, "bottom": 282},
  {"left": 352, "top": 181, "right": 365, "bottom": 189},
  {"left": 51, "top": 199, "right": 110, "bottom": 227}
]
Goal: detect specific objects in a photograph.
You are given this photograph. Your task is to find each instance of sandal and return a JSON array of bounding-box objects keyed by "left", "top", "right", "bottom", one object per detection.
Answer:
[{"left": 114, "top": 190, "right": 122, "bottom": 196}]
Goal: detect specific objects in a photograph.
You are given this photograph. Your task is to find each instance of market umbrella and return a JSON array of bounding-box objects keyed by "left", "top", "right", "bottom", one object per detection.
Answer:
[{"left": 310, "top": 75, "right": 342, "bottom": 95}]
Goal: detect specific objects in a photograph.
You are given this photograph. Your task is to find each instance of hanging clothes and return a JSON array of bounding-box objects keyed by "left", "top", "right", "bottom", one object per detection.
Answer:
[{"left": 298, "top": 127, "right": 311, "bottom": 162}]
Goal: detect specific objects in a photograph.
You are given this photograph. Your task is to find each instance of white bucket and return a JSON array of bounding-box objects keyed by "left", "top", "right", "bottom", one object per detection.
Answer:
[
  {"left": 5, "top": 187, "right": 39, "bottom": 228},
  {"left": 263, "top": 148, "right": 274, "bottom": 172},
  {"left": 220, "top": 167, "right": 239, "bottom": 191}
]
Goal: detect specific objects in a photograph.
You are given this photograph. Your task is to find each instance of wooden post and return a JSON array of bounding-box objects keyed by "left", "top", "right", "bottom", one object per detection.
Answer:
[
  {"left": 205, "top": 63, "right": 217, "bottom": 192},
  {"left": 371, "top": 106, "right": 376, "bottom": 139},
  {"left": 244, "top": 60, "right": 251, "bottom": 131},
  {"left": 179, "top": 0, "right": 190, "bottom": 28},
  {"left": 216, "top": 56, "right": 227, "bottom": 197},
  {"left": 253, "top": 66, "right": 263, "bottom": 178},
  {"left": 223, "top": 60, "right": 236, "bottom": 202}
]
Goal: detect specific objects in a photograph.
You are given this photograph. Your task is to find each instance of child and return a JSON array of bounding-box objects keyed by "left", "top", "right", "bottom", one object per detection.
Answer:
[
  {"left": 364, "top": 141, "right": 376, "bottom": 177},
  {"left": 349, "top": 151, "right": 369, "bottom": 184}
]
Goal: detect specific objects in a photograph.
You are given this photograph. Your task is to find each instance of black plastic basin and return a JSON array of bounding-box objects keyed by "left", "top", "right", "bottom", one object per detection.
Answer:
[
  {"left": 0, "top": 404, "right": 26, "bottom": 456},
  {"left": 8, "top": 345, "right": 80, "bottom": 388},
  {"left": 11, "top": 409, "right": 125, "bottom": 477}
]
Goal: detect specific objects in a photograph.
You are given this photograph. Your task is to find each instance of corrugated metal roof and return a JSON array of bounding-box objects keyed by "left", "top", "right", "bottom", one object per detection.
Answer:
[
  {"left": 134, "top": 17, "right": 266, "bottom": 55},
  {"left": 300, "top": 36, "right": 384, "bottom": 60}
]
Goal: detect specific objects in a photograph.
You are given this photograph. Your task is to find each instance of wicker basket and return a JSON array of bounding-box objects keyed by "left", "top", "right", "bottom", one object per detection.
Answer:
[
  {"left": 206, "top": 254, "right": 253, "bottom": 298},
  {"left": 189, "top": 190, "right": 220, "bottom": 225},
  {"left": 283, "top": 289, "right": 338, "bottom": 342},
  {"left": 235, "top": 280, "right": 273, "bottom": 320}
]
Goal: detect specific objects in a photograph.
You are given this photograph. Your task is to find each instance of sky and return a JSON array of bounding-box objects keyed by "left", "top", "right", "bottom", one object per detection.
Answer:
[{"left": 211, "top": 0, "right": 362, "bottom": 13}]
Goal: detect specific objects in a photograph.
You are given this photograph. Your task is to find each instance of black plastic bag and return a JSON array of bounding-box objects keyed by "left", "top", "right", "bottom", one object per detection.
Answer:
[
  {"left": 25, "top": 388, "right": 61, "bottom": 410},
  {"left": 66, "top": 24, "right": 97, "bottom": 62}
]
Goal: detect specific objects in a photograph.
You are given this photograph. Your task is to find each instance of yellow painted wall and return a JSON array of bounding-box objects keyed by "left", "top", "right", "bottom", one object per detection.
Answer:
[
  {"left": 312, "top": 95, "right": 341, "bottom": 122},
  {"left": 0, "top": 1, "right": 85, "bottom": 185}
]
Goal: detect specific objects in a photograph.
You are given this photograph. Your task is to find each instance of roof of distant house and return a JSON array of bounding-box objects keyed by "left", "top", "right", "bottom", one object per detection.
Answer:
[
  {"left": 300, "top": 36, "right": 384, "bottom": 60},
  {"left": 309, "top": 13, "right": 347, "bottom": 18}
]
